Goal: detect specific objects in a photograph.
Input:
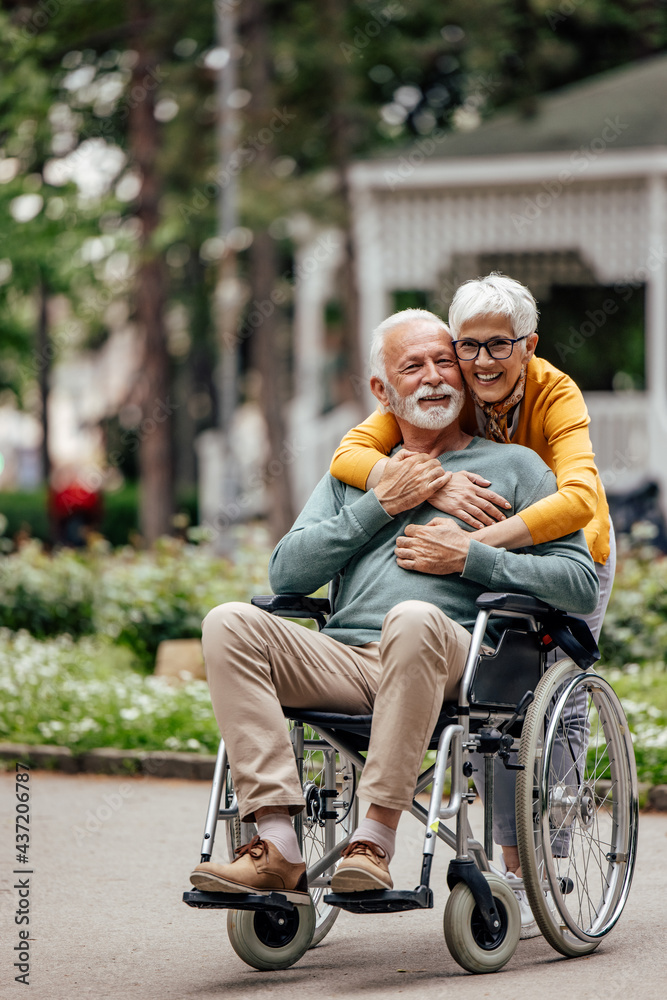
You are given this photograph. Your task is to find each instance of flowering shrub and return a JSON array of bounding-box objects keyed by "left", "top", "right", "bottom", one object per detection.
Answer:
[
  {"left": 602, "top": 665, "right": 667, "bottom": 786},
  {"left": 0, "top": 629, "right": 220, "bottom": 754},
  {"left": 0, "top": 531, "right": 272, "bottom": 666},
  {"left": 600, "top": 543, "right": 667, "bottom": 670},
  {"left": 92, "top": 536, "right": 271, "bottom": 667},
  {"left": 0, "top": 542, "right": 95, "bottom": 638}
]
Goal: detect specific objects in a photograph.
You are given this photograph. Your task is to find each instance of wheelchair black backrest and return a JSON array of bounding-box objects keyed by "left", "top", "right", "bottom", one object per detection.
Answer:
[
  {"left": 465, "top": 592, "right": 599, "bottom": 714},
  {"left": 468, "top": 627, "right": 545, "bottom": 711}
]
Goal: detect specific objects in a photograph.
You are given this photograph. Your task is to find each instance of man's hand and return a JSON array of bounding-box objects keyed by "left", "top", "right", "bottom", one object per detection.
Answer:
[
  {"left": 428, "top": 470, "right": 512, "bottom": 528},
  {"left": 373, "top": 451, "right": 450, "bottom": 516},
  {"left": 395, "top": 517, "right": 472, "bottom": 575}
]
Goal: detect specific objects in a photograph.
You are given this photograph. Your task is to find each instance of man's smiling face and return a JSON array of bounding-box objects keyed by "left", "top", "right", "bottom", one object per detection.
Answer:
[{"left": 372, "top": 320, "right": 465, "bottom": 430}]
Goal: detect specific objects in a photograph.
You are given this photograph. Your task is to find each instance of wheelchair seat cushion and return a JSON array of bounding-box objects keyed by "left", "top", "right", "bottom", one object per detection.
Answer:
[{"left": 283, "top": 704, "right": 459, "bottom": 751}]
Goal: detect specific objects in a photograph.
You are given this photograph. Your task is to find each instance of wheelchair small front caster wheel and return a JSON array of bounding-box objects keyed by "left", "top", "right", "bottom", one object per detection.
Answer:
[
  {"left": 444, "top": 873, "right": 521, "bottom": 974},
  {"left": 227, "top": 901, "right": 316, "bottom": 971}
]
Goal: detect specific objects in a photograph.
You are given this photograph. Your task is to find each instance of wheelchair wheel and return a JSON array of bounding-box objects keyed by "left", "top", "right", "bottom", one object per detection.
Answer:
[
  {"left": 516, "top": 659, "right": 638, "bottom": 958},
  {"left": 444, "top": 873, "right": 521, "bottom": 974},
  {"left": 294, "top": 732, "right": 358, "bottom": 947},
  {"left": 227, "top": 900, "right": 316, "bottom": 971}
]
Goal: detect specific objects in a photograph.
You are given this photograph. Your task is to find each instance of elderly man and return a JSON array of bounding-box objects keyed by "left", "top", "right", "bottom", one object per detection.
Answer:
[{"left": 190, "top": 308, "right": 598, "bottom": 901}]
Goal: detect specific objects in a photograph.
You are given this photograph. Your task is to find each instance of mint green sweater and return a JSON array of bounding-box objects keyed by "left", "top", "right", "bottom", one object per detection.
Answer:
[{"left": 269, "top": 437, "right": 599, "bottom": 646}]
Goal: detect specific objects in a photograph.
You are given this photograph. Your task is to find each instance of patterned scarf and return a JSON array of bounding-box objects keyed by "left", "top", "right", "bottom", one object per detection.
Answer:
[{"left": 469, "top": 366, "right": 527, "bottom": 443}]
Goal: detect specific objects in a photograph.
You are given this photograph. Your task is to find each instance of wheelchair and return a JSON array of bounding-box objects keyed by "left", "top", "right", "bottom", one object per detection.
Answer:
[{"left": 183, "top": 590, "right": 638, "bottom": 975}]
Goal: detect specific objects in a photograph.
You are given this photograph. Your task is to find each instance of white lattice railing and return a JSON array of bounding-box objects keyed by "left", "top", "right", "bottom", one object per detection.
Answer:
[{"left": 584, "top": 392, "right": 650, "bottom": 492}]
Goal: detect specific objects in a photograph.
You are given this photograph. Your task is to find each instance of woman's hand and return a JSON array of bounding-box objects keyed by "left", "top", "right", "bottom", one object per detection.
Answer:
[{"left": 427, "top": 471, "right": 511, "bottom": 528}]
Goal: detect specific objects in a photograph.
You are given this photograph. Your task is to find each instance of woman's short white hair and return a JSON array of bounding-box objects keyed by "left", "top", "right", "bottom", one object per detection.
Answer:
[
  {"left": 369, "top": 308, "right": 449, "bottom": 381},
  {"left": 448, "top": 273, "right": 539, "bottom": 346}
]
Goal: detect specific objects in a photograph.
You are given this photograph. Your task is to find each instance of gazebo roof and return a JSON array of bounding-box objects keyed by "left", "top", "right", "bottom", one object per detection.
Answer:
[{"left": 400, "top": 54, "right": 667, "bottom": 160}]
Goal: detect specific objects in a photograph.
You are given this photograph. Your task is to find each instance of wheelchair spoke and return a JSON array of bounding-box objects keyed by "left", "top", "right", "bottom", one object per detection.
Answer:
[{"left": 288, "top": 724, "right": 358, "bottom": 947}]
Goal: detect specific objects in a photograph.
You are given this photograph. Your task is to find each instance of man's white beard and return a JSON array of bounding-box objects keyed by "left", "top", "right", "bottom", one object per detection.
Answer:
[{"left": 385, "top": 382, "right": 465, "bottom": 430}]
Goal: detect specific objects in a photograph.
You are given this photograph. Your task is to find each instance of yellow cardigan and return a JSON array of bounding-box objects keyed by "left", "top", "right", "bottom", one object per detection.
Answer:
[{"left": 330, "top": 356, "right": 611, "bottom": 564}]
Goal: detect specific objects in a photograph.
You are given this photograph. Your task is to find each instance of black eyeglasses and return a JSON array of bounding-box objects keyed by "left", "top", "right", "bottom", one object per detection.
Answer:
[{"left": 451, "top": 336, "right": 527, "bottom": 361}]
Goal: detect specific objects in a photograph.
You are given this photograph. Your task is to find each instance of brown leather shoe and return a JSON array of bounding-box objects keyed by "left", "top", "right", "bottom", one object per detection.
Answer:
[
  {"left": 330, "top": 840, "right": 393, "bottom": 891},
  {"left": 190, "top": 836, "right": 309, "bottom": 905}
]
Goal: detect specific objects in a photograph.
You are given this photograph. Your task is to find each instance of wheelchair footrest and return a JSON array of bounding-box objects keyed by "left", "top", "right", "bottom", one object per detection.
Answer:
[
  {"left": 182, "top": 889, "right": 295, "bottom": 912},
  {"left": 323, "top": 886, "right": 433, "bottom": 914}
]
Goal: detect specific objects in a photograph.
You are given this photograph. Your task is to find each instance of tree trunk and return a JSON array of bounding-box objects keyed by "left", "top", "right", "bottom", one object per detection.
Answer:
[
  {"left": 213, "top": 0, "right": 243, "bottom": 555},
  {"left": 37, "top": 276, "right": 51, "bottom": 488},
  {"left": 244, "top": 0, "right": 295, "bottom": 542},
  {"left": 129, "top": 0, "right": 173, "bottom": 543},
  {"left": 249, "top": 230, "right": 295, "bottom": 542},
  {"left": 323, "top": 0, "right": 365, "bottom": 412}
]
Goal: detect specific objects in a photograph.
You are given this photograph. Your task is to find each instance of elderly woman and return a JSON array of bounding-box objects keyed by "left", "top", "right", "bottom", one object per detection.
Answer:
[{"left": 330, "top": 273, "right": 615, "bottom": 934}]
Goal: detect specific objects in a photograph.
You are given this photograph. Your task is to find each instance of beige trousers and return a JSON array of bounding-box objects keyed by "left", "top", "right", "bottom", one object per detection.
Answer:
[{"left": 202, "top": 600, "right": 472, "bottom": 823}]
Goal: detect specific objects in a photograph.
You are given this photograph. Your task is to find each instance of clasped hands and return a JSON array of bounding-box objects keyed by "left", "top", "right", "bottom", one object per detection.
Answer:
[{"left": 372, "top": 450, "right": 510, "bottom": 575}]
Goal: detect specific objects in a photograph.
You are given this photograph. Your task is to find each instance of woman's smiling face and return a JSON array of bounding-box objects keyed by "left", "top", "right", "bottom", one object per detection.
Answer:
[{"left": 455, "top": 313, "right": 538, "bottom": 403}]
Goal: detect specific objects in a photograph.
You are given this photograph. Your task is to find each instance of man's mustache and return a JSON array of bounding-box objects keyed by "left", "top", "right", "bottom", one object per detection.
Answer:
[{"left": 414, "top": 385, "right": 459, "bottom": 400}]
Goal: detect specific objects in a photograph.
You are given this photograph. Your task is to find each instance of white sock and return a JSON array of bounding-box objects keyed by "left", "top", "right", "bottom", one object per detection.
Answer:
[
  {"left": 256, "top": 813, "right": 303, "bottom": 864},
  {"left": 350, "top": 817, "right": 396, "bottom": 863}
]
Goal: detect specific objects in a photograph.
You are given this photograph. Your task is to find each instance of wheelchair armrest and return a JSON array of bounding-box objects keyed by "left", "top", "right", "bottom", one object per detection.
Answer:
[
  {"left": 475, "top": 592, "right": 554, "bottom": 619},
  {"left": 251, "top": 594, "right": 331, "bottom": 630},
  {"left": 475, "top": 592, "right": 599, "bottom": 668}
]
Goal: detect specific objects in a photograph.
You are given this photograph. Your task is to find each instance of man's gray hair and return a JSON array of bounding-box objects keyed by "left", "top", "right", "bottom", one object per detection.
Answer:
[
  {"left": 369, "top": 308, "right": 450, "bottom": 382},
  {"left": 448, "top": 273, "right": 539, "bottom": 347}
]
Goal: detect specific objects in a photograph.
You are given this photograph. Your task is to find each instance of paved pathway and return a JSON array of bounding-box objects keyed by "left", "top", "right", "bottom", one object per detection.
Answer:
[{"left": 1, "top": 770, "right": 665, "bottom": 1000}]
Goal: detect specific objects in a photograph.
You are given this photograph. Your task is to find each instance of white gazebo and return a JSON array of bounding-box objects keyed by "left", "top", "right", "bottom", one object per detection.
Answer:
[{"left": 289, "top": 55, "right": 667, "bottom": 507}]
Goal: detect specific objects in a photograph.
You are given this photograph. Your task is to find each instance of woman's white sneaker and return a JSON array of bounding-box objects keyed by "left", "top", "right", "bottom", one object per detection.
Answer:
[{"left": 504, "top": 871, "right": 540, "bottom": 939}]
